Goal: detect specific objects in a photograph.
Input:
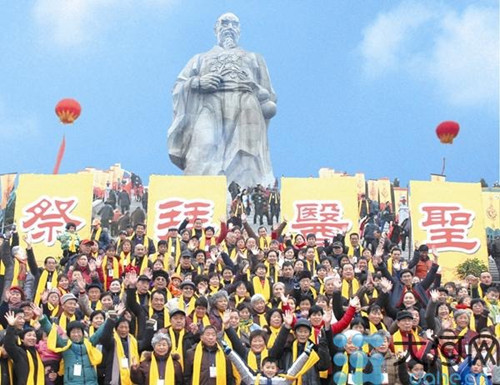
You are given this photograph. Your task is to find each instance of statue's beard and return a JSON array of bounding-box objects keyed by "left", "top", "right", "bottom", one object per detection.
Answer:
[
  {"left": 222, "top": 37, "right": 237, "bottom": 49},
  {"left": 218, "top": 30, "right": 238, "bottom": 49}
]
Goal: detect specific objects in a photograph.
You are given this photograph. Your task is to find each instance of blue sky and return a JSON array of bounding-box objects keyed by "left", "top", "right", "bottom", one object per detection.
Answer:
[{"left": 1, "top": 0, "right": 498, "bottom": 186}]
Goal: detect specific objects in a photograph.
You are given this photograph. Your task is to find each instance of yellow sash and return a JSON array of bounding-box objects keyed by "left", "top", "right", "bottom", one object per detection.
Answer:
[
  {"left": 149, "top": 353, "right": 174, "bottom": 385},
  {"left": 469, "top": 313, "right": 493, "bottom": 332},
  {"left": 26, "top": 349, "right": 45, "bottom": 385},
  {"left": 248, "top": 349, "right": 268, "bottom": 372},
  {"left": 167, "top": 236, "right": 181, "bottom": 267},
  {"left": 178, "top": 296, "right": 196, "bottom": 316},
  {"left": 193, "top": 314, "right": 211, "bottom": 327},
  {"left": 120, "top": 251, "right": 132, "bottom": 267},
  {"left": 149, "top": 306, "right": 170, "bottom": 329},
  {"left": 252, "top": 276, "right": 271, "bottom": 302},
  {"left": 34, "top": 269, "right": 58, "bottom": 305},
  {"left": 102, "top": 256, "right": 120, "bottom": 289},
  {"left": 292, "top": 341, "right": 320, "bottom": 385},
  {"left": 267, "top": 326, "right": 280, "bottom": 348},
  {"left": 192, "top": 343, "right": 227, "bottom": 385},
  {"left": 58, "top": 313, "right": 76, "bottom": 331},
  {"left": 259, "top": 236, "right": 272, "bottom": 250},
  {"left": 368, "top": 320, "right": 387, "bottom": 335},
  {"left": 341, "top": 279, "right": 360, "bottom": 299},
  {"left": 169, "top": 328, "right": 185, "bottom": 369},
  {"left": 264, "top": 261, "right": 279, "bottom": 283},
  {"left": 113, "top": 332, "right": 139, "bottom": 384}
]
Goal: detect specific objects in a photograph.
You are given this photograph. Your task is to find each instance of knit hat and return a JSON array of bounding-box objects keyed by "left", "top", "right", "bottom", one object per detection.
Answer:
[
  {"left": 294, "top": 319, "right": 312, "bottom": 332},
  {"left": 61, "top": 293, "right": 77, "bottom": 305},
  {"left": 9, "top": 286, "right": 26, "bottom": 301}
]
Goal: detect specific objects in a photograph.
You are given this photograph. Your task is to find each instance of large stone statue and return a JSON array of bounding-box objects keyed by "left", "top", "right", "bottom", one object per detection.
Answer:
[{"left": 167, "top": 13, "right": 277, "bottom": 187}]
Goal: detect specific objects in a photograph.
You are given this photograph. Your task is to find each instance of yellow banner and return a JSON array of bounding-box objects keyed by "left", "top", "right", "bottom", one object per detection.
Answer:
[
  {"left": 409, "top": 181, "right": 488, "bottom": 281},
  {"left": 367, "top": 180, "right": 378, "bottom": 203},
  {"left": 14, "top": 174, "right": 94, "bottom": 264},
  {"left": 146, "top": 176, "right": 227, "bottom": 242},
  {"left": 354, "top": 173, "right": 365, "bottom": 198},
  {"left": 393, "top": 187, "right": 408, "bottom": 216},
  {"left": 281, "top": 177, "right": 359, "bottom": 244},
  {"left": 482, "top": 191, "right": 500, "bottom": 230},
  {"left": 377, "top": 178, "right": 392, "bottom": 210}
]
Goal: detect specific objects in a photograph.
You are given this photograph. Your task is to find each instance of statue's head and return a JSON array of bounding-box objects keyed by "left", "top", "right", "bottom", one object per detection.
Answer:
[{"left": 215, "top": 13, "right": 240, "bottom": 48}]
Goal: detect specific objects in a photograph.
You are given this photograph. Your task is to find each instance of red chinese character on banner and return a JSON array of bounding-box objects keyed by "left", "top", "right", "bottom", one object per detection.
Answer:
[
  {"left": 155, "top": 198, "right": 215, "bottom": 240},
  {"left": 419, "top": 203, "right": 480, "bottom": 253},
  {"left": 289, "top": 200, "right": 352, "bottom": 244},
  {"left": 20, "top": 196, "right": 85, "bottom": 246}
]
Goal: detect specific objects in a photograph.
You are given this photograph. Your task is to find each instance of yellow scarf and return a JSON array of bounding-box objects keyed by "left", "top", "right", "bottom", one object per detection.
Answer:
[
  {"left": 469, "top": 313, "right": 493, "bottom": 332},
  {"left": 92, "top": 227, "right": 102, "bottom": 243},
  {"left": 341, "top": 278, "right": 360, "bottom": 299},
  {"left": 102, "top": 256, "right": 120, "bottom": 289},
  {"left": 252, "top": 276, "right": 271, "bottom": 302},
  {"left": 135, "top": 255, "right": 149, "bottom": 274},
  {"left": 438, "top": 348, "right": 452, "bottom": 385},
  {"left": 368, "top": 320, "right": 387, "bottom": 335},
  {"left": 259, "top": 236, "right": 272, "bottom": 250},
  {"left": 393, "top": 329, "right": 421, "bottom": 355},
  {"left": 193, "top": 314, "right": 211, "bottom": 327},
  {"left": 149, "top": 306, "right": 170, "bottom": 329},
  {"left": 199, "top": 236, "right": 216, "bottom": 252},
  {"left": 58, "top": 313, "right": 76, "bottom": 331},
  {"left": 113, "top": 332, "right": 139, "bottom": 385},
  {"left": 47, "top": 324, "right": 102, "bottom": 366},
  {"left": 264, "top": 261, "right": 279, "bottom": 283},
  {"left": 149, "top": 353, "right": 175, "bottom": 385},
  {"left": 347, "top": 246, "right": 364, "bottom": 258},
  {"left": 292, "top": 341, "right": 320, "bottom": 385},
  {"left": 47, "top": 303, "right": 60, "bottom": 318},
  {"left": 178, "top": 296, "right": 197, "bottom": 315},
  {"left": 120, "top": 251, "right": 132, "bottom": 267},
  {"left": 248, "top": 349, "right": 268, "bottom": 372},
  {"left": 338, "top": 352, "right": 364, "bottom": 384},
  {"left": 192, "top": 343, "right": 227, "bottom": 385},
  {"left": 234, "top": 295, "right": 248, "bottom": 308},
  {"left": 267, "top": 326, "right": 280, "bottom": 348},
  {"left": 256, "top": 313, "right": 268, "bottom": 328},
  {"left": 26, "top": 349, "right": 44, "bottom": 385},
  {"left": 169, "top": 328, "right": 185, "bottom": 369},
  {"left": 11, "top": 258, "right": 26, "bottom": 287},
  {"left": 167, "top": 236, "right": 182, "bottom": 267},
  {"left": 68, "top": 233, "right": 78, "bottom": 253},
  {"left": 34, "top": 269, "right": 58, "bottom": 305}
]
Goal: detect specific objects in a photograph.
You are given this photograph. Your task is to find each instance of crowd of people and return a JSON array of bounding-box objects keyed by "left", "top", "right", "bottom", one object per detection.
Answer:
[{"left": 0, "top": 209, "right": 498, "bottom": 385}]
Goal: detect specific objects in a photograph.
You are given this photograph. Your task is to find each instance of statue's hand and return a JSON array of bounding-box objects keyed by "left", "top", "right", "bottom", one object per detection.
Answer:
[{"left": 198, "top": 74, "right": 222, "bottom": 92}]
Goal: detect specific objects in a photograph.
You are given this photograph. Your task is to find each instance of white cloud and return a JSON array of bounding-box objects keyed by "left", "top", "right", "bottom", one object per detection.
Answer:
[
  {"left": 359, "top": 1, "right": 499, "bottom": 108},
  {"left": 0, "top": 99, "right": 39, "bottom": 141},
  {"left": 360, "top": 2, "right": 435, "bottom": 76},
  {"left": 32, "top": 0, "right": 176, "bottom": 48}
]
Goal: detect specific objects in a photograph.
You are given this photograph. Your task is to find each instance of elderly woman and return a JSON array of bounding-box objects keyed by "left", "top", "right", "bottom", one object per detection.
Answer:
[
  {"left": 131, "top": 331, "right": 183, "bottom": 385},
  {"left": 454, "top": 309, "right": 477, "bottom": 357},
  {"left": 209, "top": 290, "right": 230, "bottom": 331}
]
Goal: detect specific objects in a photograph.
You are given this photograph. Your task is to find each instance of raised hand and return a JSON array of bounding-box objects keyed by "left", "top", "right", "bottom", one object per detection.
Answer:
[
  {"left": 143, "top": 268, "right": 153, "bottom": 280},
  {"left": 115, "top": 302, "right": 126, "bottom": 316},
  {"left": 88, "top": 260, "right": 96, "bottom": 272},
  {"left": 77, "top": 277, "right": 86, "bottom": 292},
  {"left": 349, "top": 296, "right": 361, "bottom": 310},
  {"left": 283, "top": 309, "right": 294, "bottom": 328},
  {"left": 23, "top": 233, "right": 32, "bottom": 249},
  {"left": 222, "top": 309, "right": 231, "bottom": 329},
  {"left": 332, "top": 277, "right": 342, "bottom": 292},
  {"left": 379, "top": 277, "right": 393, "bottom": 293},
  {"left": 30, "top": 304, "right": 43, "bottom": 319},
  {"left": 127, "top": 271, "right": 138, "bottom": 287},
  {"left": 429, "top": 289, "right": 439, "bottom": 303},
  {"left": 241, "top": 213, "right": 247, "bottom": 223},
  {"left": 95, "top": 255, "right": 103, "bottom": 268},
  {"left": 4, "top": 311, "right": 15, "bottom": 327}
]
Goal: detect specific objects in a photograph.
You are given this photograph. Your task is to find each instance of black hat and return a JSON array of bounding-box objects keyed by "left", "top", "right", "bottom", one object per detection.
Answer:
[
  {"left": 181, "top": 250, "right": 192, "bottom": 259},
  {"left": 86, "top": 283, "right": 103, "bottom": 292},
  {"left": 119, "top": 230, "right": 127, "bottom": 235},
  {"left": 169, "top": 308, "right": 186, "bottom": 318},
  {"left": 396, "top": 311, "right": 413, "bottom": 321},
  {"left": 180, "top": 280, "right": 196, "bottom": 290},
  {"left": 137, "top": 274, "right": 151, "bottom": 282},
  {"left": 297, "top": 270, "right": 312, "bottom": 281},
  {"left": 294, "top": 319, "right": 312, "bottom": 332},
  {"left": 332, "top": 241, "right": 343, "bottom": 248},
  {"left": 152, "top": 270, "right": 169, "bottom": 281}
]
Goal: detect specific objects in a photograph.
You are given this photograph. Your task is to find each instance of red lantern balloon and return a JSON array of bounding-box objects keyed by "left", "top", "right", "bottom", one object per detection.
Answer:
[
  {"left": 436, "top": 121, "right": 459, "bottom": 144},
  {"left": 55, "top": 98, "right": 81, "bottom": 124},
  {"left": 53, "top": 98, "right": 81, "bottom": 174}
]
